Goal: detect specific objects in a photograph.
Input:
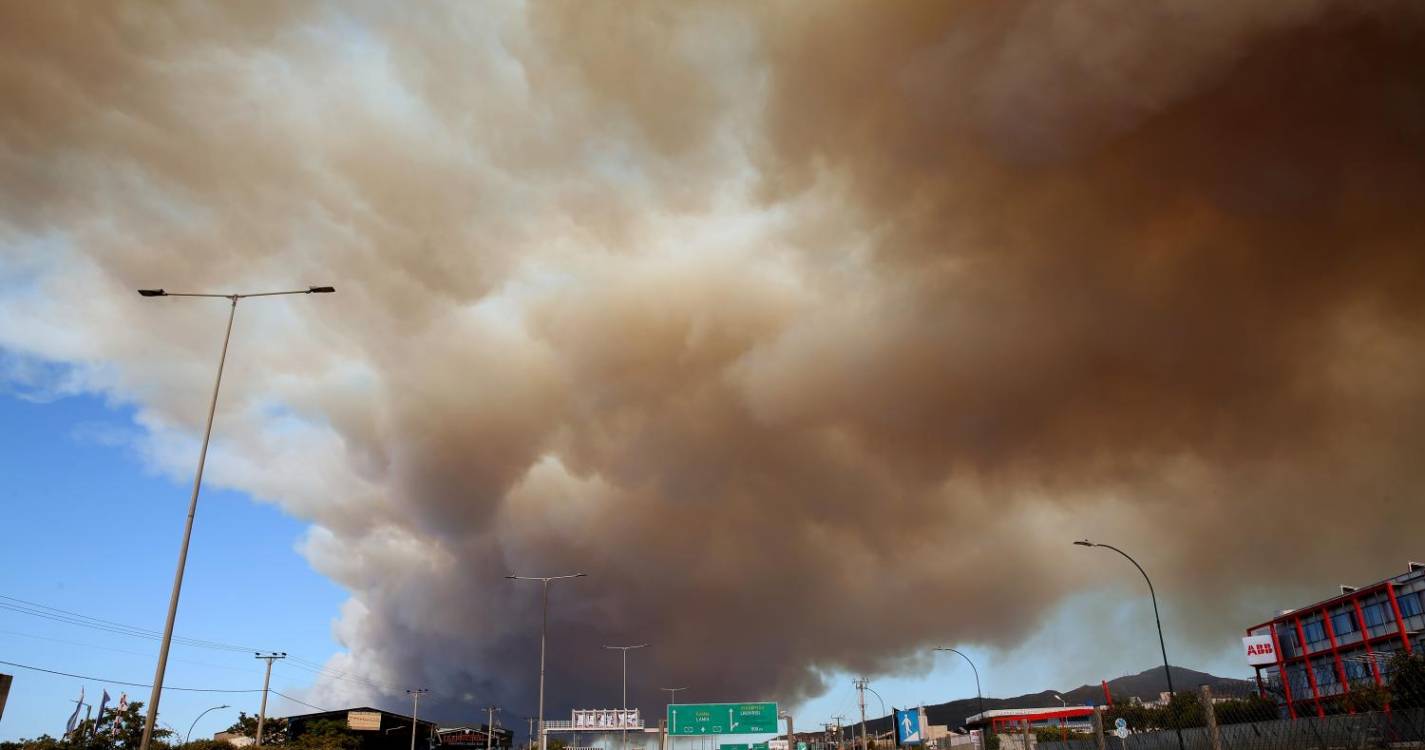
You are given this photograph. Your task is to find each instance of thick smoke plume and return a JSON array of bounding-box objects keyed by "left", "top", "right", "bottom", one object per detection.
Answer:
[{"left": 3, "top": 0, "right": 1425, "bottom": 722}]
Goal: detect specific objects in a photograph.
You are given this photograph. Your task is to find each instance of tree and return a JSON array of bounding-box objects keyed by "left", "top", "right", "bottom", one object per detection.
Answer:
[
  {"left": 287, "top": 719, "right": 358, "bottom": 750},
  {"left": 224, "top": 712, "right": 288, "bottom": 744},
  {"left": 0, "top": 702, "right": 170, "bottom": 750},
  {"left": 1213, "top": 694, "right": 1279, "bottom": 725},
  {"left": 1387, "top": 651, "right": 1425, "bottom": 709}
]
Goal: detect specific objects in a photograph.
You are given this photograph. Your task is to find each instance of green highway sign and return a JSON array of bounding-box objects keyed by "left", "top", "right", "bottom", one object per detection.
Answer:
[{"left": 669, "top": 703, "right": 779, "bottom": 735}]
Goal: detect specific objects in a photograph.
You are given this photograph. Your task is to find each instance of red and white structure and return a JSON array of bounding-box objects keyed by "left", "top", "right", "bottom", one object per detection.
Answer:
[{"left": 1245, "top": 561, "right": 1425, "bottom": 718}]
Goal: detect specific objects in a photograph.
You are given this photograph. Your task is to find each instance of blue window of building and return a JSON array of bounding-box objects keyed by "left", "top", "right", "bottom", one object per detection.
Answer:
[
  {"left": 1303, "top": 620, "right": 1327, "bottom": 645},
  {"left": 1362, "top": 603, "right": 1391, "bottom": 628},
  {"left": 1315, "top": 663, "right": 1337, "bottom": 688},
  {"left": 1399, "top": 592, "right": 1423, "bottom": 618},
  {"left": 1345, "top": 660, "right": 1372, "bottom": 683},
  {"left": 1332, "top": 611, "right": 1357, "bottom": 635},
  {"left": 1278, "top": 626, "right": 1299, "bottom": 655}
]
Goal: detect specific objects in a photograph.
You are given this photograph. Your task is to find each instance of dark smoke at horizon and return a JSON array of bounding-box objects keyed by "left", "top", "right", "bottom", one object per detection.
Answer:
[{"left": 2, "top": 0, "right": 1424, "bottom": 724}]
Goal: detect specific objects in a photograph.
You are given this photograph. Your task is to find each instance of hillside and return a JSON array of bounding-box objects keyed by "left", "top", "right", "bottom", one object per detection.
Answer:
[{"left": 845, "top": 666, "right": 1254, "bottom": 735}]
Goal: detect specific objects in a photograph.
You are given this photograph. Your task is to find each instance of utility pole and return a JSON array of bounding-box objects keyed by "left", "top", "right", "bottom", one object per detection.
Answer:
[
  {"left": 254, "top": 652, "right": 287, "bottom": 746},
  {"left": 832, "top": 716, "right": 845, "bottom": 750},
  {"left": 527, "top": 717, "right": 536, "bottom": 750},
  {"left": 486, "top": 706, "right": 502, "bottom": 750},
  {"left": 407, "top": 689, "right": 430, "bottom": 750},
  {"left": 855, "top": 680, "right": 868, "bottom": 750}
]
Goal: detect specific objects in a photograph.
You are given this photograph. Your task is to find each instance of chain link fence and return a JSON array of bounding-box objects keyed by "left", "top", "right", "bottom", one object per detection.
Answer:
[{"left": 1033, "top": 653, "right": 1425, "bottom": 750}]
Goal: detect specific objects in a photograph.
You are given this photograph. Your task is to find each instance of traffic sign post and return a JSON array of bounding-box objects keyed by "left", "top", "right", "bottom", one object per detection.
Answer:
[
  {"left": 669, "top": 704, "right": 779, "bottom": 736},
  {"left": 894, "top": 709, "right": 922, "bottom": 745}
]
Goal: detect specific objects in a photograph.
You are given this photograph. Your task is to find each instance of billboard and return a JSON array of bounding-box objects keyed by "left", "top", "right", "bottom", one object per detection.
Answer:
[
  {"left": 440, "top": 728, "right": 515, "bottom": 748},
  {"left": 349, "top": 710, "right": 383, "bottom": 730},
  {"left": 1242, "top": 635, "right": 1278, "bottom": 666},
  {"left": 573, "top": 709, "right": 642, "bottom": 729}
]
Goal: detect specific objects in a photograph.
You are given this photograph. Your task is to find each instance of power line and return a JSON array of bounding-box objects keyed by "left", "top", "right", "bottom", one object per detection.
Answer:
[
  {"left": 282, "top": 656, "right": 399, "bottom": 693},
  {"left": 0, "top": 658, "right": 264, "bottom": 693},
  {"left": 273, "top": 690, "right": 330, "bottom": 713},
  {"left": 0, "top": 628, "right": 265, "bottom": 675},
  {"left": 0, "top": 595, "right": 263, "bottom": 653},
  {"left": 0, "top": 591, "right": 395, "bottom": 693}
]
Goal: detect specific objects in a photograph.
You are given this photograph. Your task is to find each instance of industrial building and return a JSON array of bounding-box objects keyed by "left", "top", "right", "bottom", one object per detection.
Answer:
[
  {"left": 1245, "top": 560, "right": 1425, "bottom": 718},
  {"left": 286, "top": 707, "right": 439, "bottom": 750},
  {"left": 962, "top": 707, "right": 1095, "bottom": 734}
]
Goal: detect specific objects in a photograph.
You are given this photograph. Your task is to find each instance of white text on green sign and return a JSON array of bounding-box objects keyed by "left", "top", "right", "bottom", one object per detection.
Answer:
[{"left": 668, "top": 703, "right": 779, "bottom": 735}]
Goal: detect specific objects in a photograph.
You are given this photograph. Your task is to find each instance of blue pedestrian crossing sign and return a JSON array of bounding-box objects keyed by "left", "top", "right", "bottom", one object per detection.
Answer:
[{"left": 895, "top": 709, "right": 923, "bottom": 745}]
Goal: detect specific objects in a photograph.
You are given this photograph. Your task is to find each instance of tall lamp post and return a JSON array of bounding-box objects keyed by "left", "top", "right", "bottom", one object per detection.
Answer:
[
  {"left": 186, "top": 704, "right": 231, "bottom": 745},
  {"left": 1074, "top": 539, "right": 1183, "bottom": 750},
  {"left": 508, "top": 573, "right": 588, "bottom": 750},
  {"left": 604, "top": 643, "right": 649, "bottom": 750},
  {"left": 136, "top": 285, "right": 334, "bottom": 750},
  {"left": 662, "top": 687, "right": 687, "bottom": 750},
  {"left": 933, "top": 648, "right": 984, "bottom": 720}
]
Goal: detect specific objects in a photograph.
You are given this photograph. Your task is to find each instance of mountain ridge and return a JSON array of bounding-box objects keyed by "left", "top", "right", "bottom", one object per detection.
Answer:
[{"left": 840, "top": 666, "right": 1255, "bottom": 735}]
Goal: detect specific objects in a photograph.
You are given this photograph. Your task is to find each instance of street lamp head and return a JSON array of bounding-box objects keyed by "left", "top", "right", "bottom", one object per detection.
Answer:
[
  {"left": 137, "top": 289, "right": 167, "bottom": 297},
  {"left": 1074, "top": 539, "right": 1094, "bottom": 547},
  {"left": 307, "top": 285, "right": 336, "bottom": 294}
]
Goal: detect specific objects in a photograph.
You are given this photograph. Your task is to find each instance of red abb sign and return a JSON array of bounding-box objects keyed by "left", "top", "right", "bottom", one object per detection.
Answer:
[{"left": 1243, "top": 635, "right": 1277, "bottom": 665}]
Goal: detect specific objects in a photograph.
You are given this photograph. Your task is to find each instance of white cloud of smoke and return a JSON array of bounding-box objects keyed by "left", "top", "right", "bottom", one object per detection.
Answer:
[{"left": 3, "top": 0, "right": 1425, "bottom": 721}]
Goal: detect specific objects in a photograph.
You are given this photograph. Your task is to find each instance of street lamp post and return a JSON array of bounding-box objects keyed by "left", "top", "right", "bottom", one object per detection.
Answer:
[
  {"left": 933, "top": 648, "right": 984, "bottom": 721},
  {"left": 662, "top": 688, "right": 687, "bottom": 750},
  {"left": 604, "top": 644, "right": 649, "bottom": 750},
  {"left": 508, "top": 573, "right": 588, "bottom": 750},
  {"left": 136, "top": 285, "right": 334, "bottom": 750},
  {"left": 186, "top": 704, "right": 231, "bottom": 745},
  {"left": 1074, "top": 539, "right": 1183, "bottom": 750}
]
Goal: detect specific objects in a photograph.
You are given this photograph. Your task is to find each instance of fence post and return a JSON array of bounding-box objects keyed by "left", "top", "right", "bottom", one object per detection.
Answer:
[
  {"left": 1023, "top": 717, "right": 1032, "bottom": 750},
  {"left": 1091, "top": 708, "right": 1106, "bottom": 750},
  {"left": 1200, "top": 686, "right": 1221, "bottom": 750}
]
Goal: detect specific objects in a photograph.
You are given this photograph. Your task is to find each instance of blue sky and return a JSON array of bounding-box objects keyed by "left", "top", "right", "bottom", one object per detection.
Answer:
[{"left": 0, "top": 391, "right": 347, "bottom": 740}]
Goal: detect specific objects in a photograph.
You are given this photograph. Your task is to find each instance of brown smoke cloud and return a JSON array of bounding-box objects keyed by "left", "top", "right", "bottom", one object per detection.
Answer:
[{"left": 2, "top": 0, "right": 1425, "bottom": 721}]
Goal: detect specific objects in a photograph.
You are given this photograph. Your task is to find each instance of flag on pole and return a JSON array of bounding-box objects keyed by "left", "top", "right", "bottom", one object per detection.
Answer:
[
  {"left": 113, "top": 693, "right": 128, "bottom": 737},
  {"left": 65, "top": 686, "right": 85, "bottom": 736},
  {"left": 94, "top": 690, "right": 111, "bottom": 736}
]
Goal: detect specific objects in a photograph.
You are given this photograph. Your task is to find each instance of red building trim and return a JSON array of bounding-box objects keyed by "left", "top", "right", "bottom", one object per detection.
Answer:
[
  {"left": 1386, "top": 583, "right": 1414, "bottom": 655},
  {"left": 1268, "top": 623, "right": 1296, "bottom": 719},
  {"left": 1245, "top": 579, "right": 1396, "bottom": 634},
  {"left": 1351, "top": 597, "right": 1384, "bottom": 687},
  {"left": 1320, "top": 606, "right": 1349, "bottom": 692},
  {"left": 1320, "top": 606, "right": 1351, "bottom": 713},
  {"left": 1294, "top": 615, "right": 1325, "bottom": 717}
]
